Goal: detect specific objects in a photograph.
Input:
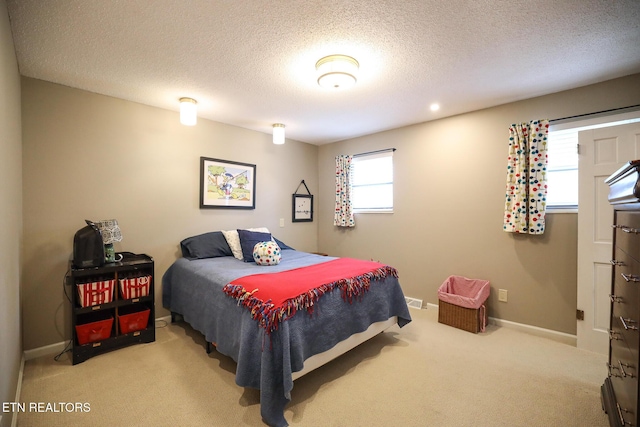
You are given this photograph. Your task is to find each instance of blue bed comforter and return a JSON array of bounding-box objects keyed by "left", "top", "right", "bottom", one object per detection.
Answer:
[{"left": 162, "top": 250, "right": 411, "bottom": 426}]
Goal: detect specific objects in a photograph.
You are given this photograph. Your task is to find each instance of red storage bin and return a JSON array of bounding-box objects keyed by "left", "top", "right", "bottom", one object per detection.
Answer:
[
  {"left": 118, "top": 305, "right": 150, "bottom": 334},
  {"left": 119, "top": 275, "right": 152, "bottom": 300},
  {"left": 77, "top": 279, "right": 115, "bottom": 307},
  {"left": 76, "top": 313, "right": 113, "bottom": 345}
]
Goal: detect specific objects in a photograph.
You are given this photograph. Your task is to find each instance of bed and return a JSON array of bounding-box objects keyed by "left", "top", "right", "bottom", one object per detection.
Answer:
[{"left": 162, "top": 230, "right": 412, "bottom": 426}]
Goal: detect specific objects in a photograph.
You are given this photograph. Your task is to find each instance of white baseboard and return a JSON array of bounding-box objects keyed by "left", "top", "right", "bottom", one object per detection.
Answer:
[
  {"left": 156, "top": 314, "right": 172, "bottom": 324},
  {"left": 425, "top": 302, "right": 577, "bottom": 346},
  {"left": 489, "top": 317, "right": 576, "bottom": 346},
  {"left": 9, "top": 356, "right": 25, "bottom": 427},
  {"left": 23, "top": 315, "right": 174, "bottom": 361},
  {"left": 23, "top": 341, "right": 69, "bottom": 361}
]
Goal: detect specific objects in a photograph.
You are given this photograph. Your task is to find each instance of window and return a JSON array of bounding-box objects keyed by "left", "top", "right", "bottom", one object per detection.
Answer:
[
  {"left": 351, "top": 150, "right": 393, "bottom": 212},
  {"left": 546, "top": 129, "right": 578, "bottom": 209},
  {"left": 547, "top": 112, "right": 640, "bottom": 211}
]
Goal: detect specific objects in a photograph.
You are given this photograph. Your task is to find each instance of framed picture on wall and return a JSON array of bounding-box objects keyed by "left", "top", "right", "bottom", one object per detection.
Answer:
[
  {"left": 200, "top": 157, "right": 256, "bottom": 209},
  {"left": 292, "top": 194, "right": 313, "bottom": 222},
  {"left": 292, "top": 180, "right": 313, "bottom": 222}
]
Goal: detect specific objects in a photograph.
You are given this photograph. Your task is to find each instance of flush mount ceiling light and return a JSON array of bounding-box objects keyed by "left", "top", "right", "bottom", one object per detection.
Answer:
[
  {"left": 273, "top": 123, "right": 285, "bottom": 145},
  {"left": 179, "top": 97, "right": 197, "bottom": 126},
  {"left": 315, "top": 55, "right": 359, "bottom": 89}
]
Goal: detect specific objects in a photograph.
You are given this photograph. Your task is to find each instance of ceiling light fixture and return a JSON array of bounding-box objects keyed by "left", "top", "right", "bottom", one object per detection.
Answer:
[
  {"left": 430, "top": 103, "right": 440, "bottom": 112},
  {"left": 179, "top": 97, "right": 197, "bottom": 126},
  {"left": 315, "top": 55, "right": 359, "bottom": 89},
  {"left": 273, "top": 123, "right": 285, "bottom": 145}
]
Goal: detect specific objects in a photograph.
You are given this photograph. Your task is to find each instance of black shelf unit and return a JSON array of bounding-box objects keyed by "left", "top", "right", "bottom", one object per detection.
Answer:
[{"left": 70, "top": 252, "right": 155, "bottom": 365}]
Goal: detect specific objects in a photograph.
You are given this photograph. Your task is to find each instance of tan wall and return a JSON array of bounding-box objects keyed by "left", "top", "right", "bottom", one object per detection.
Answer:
[
  {"left": 21, "top": 78, "right": 319, "bottom": 350},
  {"left": 19, "top": 70, "right": 640, "bottom": 348},
  {"left": 0, "top": 0, "right": 23, "bottom": 424},
  {"left": 318, "top": 73, "right": 640, "bottom": 335}
]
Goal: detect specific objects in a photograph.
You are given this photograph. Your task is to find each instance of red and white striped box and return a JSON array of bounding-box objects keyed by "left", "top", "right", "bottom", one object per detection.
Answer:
[
  {"left": 119, "top": 275, "right": 152, "bottom": 300},
  {"left": 77, "top": 280, "right": 115, "bottom": 307}
]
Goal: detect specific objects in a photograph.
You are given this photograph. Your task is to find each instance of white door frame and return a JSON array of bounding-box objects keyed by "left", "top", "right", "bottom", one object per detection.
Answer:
[{"left": 555, "top": 112, "right": 640, "bottom": 353}]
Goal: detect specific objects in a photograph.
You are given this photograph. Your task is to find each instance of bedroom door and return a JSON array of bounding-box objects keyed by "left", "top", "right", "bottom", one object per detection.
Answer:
[{"left": 577, "top": 122, "right": 640, "bottom": 354}]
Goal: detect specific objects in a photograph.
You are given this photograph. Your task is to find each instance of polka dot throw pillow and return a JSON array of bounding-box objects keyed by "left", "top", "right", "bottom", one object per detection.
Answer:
[{"left": 253, "top": 241, "right": 281, "bottom": 266}]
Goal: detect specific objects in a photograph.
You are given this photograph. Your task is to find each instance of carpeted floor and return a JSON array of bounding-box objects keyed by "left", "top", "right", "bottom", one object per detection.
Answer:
[{"left": 17, "top": 308, "right": 609, "bottom": 426}]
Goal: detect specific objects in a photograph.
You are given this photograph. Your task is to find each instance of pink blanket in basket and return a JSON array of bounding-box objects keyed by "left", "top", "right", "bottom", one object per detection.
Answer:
[{"left": 438, "top": 275, "right": 490, "bottom": 309}]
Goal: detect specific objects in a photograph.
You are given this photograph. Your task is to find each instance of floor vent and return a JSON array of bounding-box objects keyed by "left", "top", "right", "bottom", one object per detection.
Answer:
[{"left": 405, "top": 297, "right": 423, "bottom": 310}]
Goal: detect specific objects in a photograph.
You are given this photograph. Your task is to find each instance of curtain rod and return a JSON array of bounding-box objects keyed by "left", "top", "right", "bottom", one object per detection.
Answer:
[
  {"left": 550, "top": 104, "right": 640, "bottom": 124},
  {"left": 353, "top": 148, "right": 396, "bottom": 157}
]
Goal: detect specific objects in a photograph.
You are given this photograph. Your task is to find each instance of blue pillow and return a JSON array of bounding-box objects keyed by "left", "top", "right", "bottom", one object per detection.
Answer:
[
  {"left": 238, "top": 229, "right": 272, "bottom": 262},
  {"left": 273, "top": 237, "right": 294, "bottom": 250},
  {"left": 180, "top": 231, "right": 233, "bottom": 259}
]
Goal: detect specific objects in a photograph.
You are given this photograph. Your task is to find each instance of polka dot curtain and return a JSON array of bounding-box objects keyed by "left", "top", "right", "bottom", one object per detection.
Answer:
[
  {"left": 503, "top": 119, "right": 549, "bottom": 234},
  {"left": 334, "top": 155, "right": 355, "bottom": 227}
]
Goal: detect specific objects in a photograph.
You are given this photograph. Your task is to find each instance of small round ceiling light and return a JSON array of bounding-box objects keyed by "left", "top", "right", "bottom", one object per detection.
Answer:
[
  {"left": 430, "top": 103, "right": 440, "bottom": 112},
  {"left": 316, "top": 55, "right": 359, "bottom": 89}
]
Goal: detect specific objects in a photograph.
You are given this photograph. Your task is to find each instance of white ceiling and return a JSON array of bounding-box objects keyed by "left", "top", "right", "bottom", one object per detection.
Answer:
[{"left": 6, "top": 0, "right": 640, "bottom": 145}]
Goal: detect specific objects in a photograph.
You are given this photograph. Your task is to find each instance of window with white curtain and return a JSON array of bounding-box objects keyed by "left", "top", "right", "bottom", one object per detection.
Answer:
[{"left": 351, "top": 150, "right": 394, "bottom": 212}]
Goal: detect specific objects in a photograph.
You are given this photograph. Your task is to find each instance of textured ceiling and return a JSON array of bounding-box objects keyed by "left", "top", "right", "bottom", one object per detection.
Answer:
[{"left": 6, "top": 0, "right": 640, "bottom": 145}]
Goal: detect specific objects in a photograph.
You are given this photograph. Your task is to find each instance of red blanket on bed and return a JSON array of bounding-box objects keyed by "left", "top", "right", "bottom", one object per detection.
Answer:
[{"left": 222, "top": 258, "right": 398, "bottom": 334}]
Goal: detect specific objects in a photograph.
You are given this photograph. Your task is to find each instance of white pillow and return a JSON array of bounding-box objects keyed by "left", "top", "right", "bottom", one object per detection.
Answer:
[{"left": 222, "top": 228, "right": 270, "bottom": 260}]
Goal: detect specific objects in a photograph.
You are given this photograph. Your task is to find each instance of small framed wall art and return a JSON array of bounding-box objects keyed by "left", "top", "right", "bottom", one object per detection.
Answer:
[
  {"left": 200, "top": 157, "right": 256, "bottom": 209},
  {"left": 292, "top": 180, "right": 313, "bottom": 222}
]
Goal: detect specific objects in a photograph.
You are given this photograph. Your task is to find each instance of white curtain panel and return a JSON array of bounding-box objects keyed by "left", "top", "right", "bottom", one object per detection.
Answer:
[
  {"left": 503, "top": 119, "right": 549, "bottom": 234},
  {"left": 334, "top": 155, "right": 355, "bottom": 227}
]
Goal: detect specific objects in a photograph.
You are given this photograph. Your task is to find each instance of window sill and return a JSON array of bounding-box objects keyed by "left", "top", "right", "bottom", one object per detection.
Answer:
[
  {"left": 546, "top": 207, "right": 577, "bottom": 214},
  {"left": 354, "top": 209, "right": 394, "bottom": 214}
]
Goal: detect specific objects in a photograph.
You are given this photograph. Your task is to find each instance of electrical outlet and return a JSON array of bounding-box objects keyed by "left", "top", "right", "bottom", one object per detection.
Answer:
[{"left": 498, "top": 289, "right": 508, "bottom": 302}]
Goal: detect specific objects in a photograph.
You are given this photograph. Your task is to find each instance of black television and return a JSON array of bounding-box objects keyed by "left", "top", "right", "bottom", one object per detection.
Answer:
[{"left": 73, "top": 220, "right": 105, "bottom": 268}]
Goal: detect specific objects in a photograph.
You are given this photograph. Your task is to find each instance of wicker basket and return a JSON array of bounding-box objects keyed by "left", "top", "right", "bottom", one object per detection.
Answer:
[{"left": 438, "top": 299, "right": 486, "bottom": 333}]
